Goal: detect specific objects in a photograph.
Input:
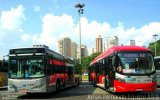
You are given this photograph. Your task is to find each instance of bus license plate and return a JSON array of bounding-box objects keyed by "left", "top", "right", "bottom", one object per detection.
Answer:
[{"left": 20, "top": 89, "right": 28, "bottom": 93}]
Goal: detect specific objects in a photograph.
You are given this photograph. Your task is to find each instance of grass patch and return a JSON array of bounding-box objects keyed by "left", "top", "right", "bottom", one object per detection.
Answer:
[{"left": 82, "top": 75, "right": 88, "bottom": 80}]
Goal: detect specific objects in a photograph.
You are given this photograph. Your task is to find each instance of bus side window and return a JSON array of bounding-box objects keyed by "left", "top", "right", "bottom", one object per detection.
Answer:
[
  {"left": 95, "top": 63, "right": 99, "bottom": 73},
  {"left": 99, "top": 60, "right": 103, "bottom": 74},
  {"left": 102, "top": 59, "right": 106, "bottom": 74},
  {"left": 108, "top": 57, "right": 112, "bottom": 68},
  {"left": 105, "top": 58, "right": 109, "bottom": 74},
  {"left": 62, "top": 66, "right": 65, "bottom": 73},
  {"left": 52, "top": 65, "right": 57, "bottom": 74},
  {"left": 98, "top": 62, "right": 100, "bottom": 74},
  {"left": 47, "top": 60, "right": 52, "bottom": 75},
  {"left": 67, "top": 67, "right": 74, "bottom": 75}
]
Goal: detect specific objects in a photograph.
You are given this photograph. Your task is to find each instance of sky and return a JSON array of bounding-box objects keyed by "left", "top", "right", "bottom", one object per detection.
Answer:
[{"left": 0, "top": 0, "right": 160, "bottom": 58}]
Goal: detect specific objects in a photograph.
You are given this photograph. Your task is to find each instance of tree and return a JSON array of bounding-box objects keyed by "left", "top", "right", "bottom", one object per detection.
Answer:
[
  {"left": 81, "top": 52, "right": 101, "bottom": 72},
  {"left": 148, "top": 39, "right": 160, "bottom": 56}
]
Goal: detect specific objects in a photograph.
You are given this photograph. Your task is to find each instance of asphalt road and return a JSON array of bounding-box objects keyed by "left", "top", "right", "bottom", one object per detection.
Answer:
[{"left": 0, "top": 81, "right": 160, "bottom": 100}]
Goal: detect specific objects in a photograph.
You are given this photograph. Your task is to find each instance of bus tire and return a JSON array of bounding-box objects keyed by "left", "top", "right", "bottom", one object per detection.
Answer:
[
  {"left": 93, "top": 78, "right": 96, "bottom": 87},
  {"left": 91, "top": 79, "right": 93, "bottom": 84},
  {"left": 75, "top": 78, "right": 77, "bottom": 85},
  {"left": 76, "top": 78, "right": 80, "bottom": 86},
  {"left": 104, "top": 78, "right": 109, "bottom": 90},
  {"left": 78, "top": 78, "right": 80, "bottom": 85},
  {"left": 56, "top": 80, "right": 61, "bottom": 92},
  {"left": 63, "top": 82, "right": 66, "bottom": 87}
]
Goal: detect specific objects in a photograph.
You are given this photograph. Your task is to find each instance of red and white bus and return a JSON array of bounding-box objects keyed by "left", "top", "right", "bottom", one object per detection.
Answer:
[
  {"left": 8, "top": 45, "right": 81, "bottom": 93},
  {"left": 89, "top": 46, "right": 157, "bottom": 93}
]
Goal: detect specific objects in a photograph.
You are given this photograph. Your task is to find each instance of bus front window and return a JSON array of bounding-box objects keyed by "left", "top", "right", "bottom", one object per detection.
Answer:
[
  {"left": 118, "top": 52, "right": 155, "bottom": 74},
  {"left": 9, "top": 56, "right": 45, "bottom": 78}
]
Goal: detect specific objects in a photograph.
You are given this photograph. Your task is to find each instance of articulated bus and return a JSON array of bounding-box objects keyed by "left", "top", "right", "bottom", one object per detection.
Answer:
[
  {"left": 89, "top": 46, "right": 156, "bottom": 93},
  {"left": 154, "top": 56, "right": 160, "bottom": 86},
  {"left": 8, "top": 45, "right": 81, "bottom": 93}
]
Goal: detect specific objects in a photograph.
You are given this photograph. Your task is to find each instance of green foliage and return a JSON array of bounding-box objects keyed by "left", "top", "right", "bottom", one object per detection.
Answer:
[
  {"left": 75, "top": 63, "right": 82, "bottom": 74},
  {"left": 81, "top": 52, "right": 101, "bottom": 72},
  {"left": 148, "top": 39, "right": 160, "bottom": 56},
  {"left": 82, "top": 75, "right": 88, "bottom": 80}
]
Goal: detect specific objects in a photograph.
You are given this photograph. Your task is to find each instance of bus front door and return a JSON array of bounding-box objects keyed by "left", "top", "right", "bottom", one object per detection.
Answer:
[
  {"left": 108, "top": 57, "right": 115, "bottom": 92},
  {"left": 67, "top": 67, "right": 75, "bottom": 86}
]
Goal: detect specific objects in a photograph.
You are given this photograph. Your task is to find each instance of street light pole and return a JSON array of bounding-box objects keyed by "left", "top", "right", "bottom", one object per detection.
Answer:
[
  {"left": 153, "top": 34, "right": 158, "bottom": 56},
  {"left": 75, "top": 3, "right": 85, "bottom": 64}
]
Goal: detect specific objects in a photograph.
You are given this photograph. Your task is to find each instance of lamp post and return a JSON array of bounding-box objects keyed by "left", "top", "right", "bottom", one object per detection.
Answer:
[
  {"left": 153, "top": 34, "right": 158, "bottom": 56},
  {"left": 75, "top": 3, "right": 85, "bottom": 64}
]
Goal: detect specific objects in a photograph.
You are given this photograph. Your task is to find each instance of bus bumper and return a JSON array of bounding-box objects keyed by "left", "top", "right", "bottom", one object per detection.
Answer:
[{"left": 114, "top": 80, "right": 157, "bottom": 92}]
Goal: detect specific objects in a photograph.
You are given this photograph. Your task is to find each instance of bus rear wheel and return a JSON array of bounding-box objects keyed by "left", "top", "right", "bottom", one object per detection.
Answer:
[{"left": 56, "top": 81, "right": 61, "bottom": 92}]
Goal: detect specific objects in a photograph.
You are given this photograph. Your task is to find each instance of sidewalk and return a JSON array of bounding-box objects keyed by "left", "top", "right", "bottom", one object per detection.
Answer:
[{"left": 82, "top": 79, "right": 88, "bottom": 82}]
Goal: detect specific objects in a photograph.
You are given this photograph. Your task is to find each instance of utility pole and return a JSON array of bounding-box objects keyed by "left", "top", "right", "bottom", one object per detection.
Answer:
[
  {"left": 75, "top": 3, "right": 85, "bottom": 64},
  {"left": 153, "top": 34, "right": 158, "bottom": 56}
]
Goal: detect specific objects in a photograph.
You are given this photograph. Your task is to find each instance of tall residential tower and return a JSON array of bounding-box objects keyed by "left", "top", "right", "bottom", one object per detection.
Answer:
[
  {"left": 106, "top": 36, "right": 118, "bottom": 50},
  {"left": 96, "top": 35, "right": 103, "bottom": 53},
  {"left": 57, "top": 37, "right": 71, "bottom": 57}
]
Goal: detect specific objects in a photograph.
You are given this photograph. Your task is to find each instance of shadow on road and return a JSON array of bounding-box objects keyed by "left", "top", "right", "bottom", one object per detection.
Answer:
[
  {"left": 17, "top": 81, "right": 160, "bottom": 100},
  {"left": 18, "top": 81, "right": 97, "bottom": 99}
]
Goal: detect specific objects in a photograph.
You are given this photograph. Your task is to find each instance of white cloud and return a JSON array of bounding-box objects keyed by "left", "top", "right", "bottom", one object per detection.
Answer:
[
  {"left": 1, "top": 6, "right": 160, "bottom": 58},
  {"left": 140, "top": 22, "right": 160, "bottom": 34},
  {"left": 25, "top": 13, "right": 76, "bottom": 50},
  {"left": 25, "top": 14, "right": 111, "bottom": 50},
  {"left": 137, "top": 22, "right": 160, "bottom": 46},
  {"left": 80, "top": 17, "right": 110, "bottom": 47},
  {"left": 34, "top": 6, "right": 40, "bottom": 12},
  {"left": 0, "top": 5, "right": 27, "bottom": 57},
  {"left": 22, "top": 34, "right": 30, "bottom": 42},
  {"left": 22, "top": 13, "right": 160, "bottom": 51},
  {"left": 0, "top": 5, "right": 25, "bottom": 31},
  {"left": 41, "top": 14, "right": 74, "bottom": 45},
  {"left": 108, "top": 22, "right": 160, "bottom": 46}
]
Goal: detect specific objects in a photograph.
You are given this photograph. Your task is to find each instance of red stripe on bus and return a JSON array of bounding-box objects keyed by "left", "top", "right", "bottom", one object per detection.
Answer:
[
  {"left": 50, "top": 60, "right": 65, "bottom": 66},
  {"left": 114, "top": 80, "right": 156, "bottom": 92}
]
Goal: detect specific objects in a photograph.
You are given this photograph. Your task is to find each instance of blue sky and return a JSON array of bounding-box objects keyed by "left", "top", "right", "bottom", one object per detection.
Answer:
[{"left": 0, "top": 0, "right": 160, "bottom": 58}]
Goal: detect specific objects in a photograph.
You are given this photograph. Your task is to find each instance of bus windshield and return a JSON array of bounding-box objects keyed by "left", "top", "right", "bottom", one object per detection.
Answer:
[
  {"left": 154, "top": 57, "right": 160, "bottom": 70},
  {"left": 118, "top": 52, "right": 155, "bottom": 74},
  {"left": 9, "top": 56, "right": 45, "bottom": 78}
]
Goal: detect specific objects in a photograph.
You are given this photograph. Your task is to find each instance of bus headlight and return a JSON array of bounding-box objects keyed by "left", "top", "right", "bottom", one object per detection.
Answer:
[
  {"left": 8, "top": 80, "right": 14, "bottom": 89},
  {"left": 9, "top": 83, "right": 13, "bottom": 88},
  {"left": 121, "top": 78, "right": 126, "bottom": 83},
  {"left": 118, "top": 78, "right": 126, "bottom": 83}
]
